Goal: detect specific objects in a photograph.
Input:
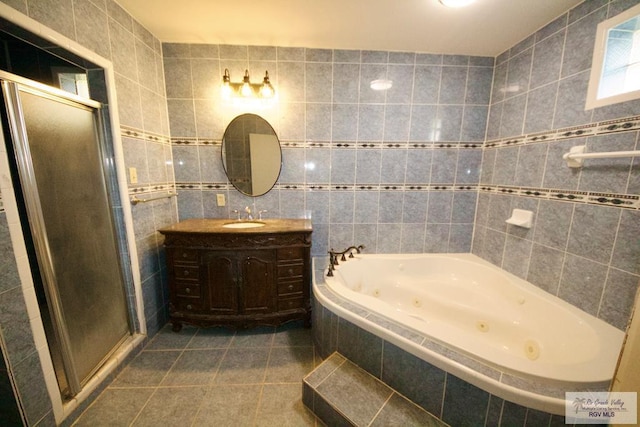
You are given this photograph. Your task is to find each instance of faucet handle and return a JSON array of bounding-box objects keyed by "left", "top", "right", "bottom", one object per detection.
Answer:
[
  {"left": 258, "top": 210, "right": 268, "bottom": 220},
  {"left": 232, "top": 209, "right": 241, "bottom": 220}
]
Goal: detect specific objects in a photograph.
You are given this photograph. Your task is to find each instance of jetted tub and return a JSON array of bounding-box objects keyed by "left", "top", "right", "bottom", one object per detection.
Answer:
[{"left": 315, "top": 253, "right": 625, "bottom": 414}]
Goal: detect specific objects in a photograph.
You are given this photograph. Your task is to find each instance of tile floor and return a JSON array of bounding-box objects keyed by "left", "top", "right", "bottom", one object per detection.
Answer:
[{"left": 72, "top": 322, "right": 321, "bottom": 426}]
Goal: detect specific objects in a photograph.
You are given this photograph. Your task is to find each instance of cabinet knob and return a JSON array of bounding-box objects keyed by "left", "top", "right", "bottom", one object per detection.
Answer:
[
  {"left": 287, "top": 284, "right": 294, "bottom": 291},
  {"left": 288, "top": 268, "right": 294, "bottom": 275},
  {"left": 183, "top": 270, "right": 190, "bottom": 276},
  {"left": 182, "top": 252, "right": 189, "bottom": 258},
  {"left": 186, "top": 304, "right": 193, "bottom": 310},
  {"left": 185, "top": 288, "right": 191, "bottom": 294}
]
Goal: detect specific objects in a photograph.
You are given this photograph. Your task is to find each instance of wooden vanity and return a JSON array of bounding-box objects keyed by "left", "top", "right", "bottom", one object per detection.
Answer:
[{"left": 158, "top": 218, "right": 312, "bottom": 331}]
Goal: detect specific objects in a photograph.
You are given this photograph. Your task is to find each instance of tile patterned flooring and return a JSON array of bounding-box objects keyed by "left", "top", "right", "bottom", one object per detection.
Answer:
[{"left": 72, "top": 322, "right": 321, "bottom": 426}]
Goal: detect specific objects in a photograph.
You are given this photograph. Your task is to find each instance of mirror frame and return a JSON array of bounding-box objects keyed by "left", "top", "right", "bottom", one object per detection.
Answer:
[{"left": 221, "top": 113, "right": 282, "bottom": 197}]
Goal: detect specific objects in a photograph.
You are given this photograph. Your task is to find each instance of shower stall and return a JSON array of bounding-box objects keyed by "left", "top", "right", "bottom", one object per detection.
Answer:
[{"left": 0, "top": 71, "right": 132, "bottom": 400}]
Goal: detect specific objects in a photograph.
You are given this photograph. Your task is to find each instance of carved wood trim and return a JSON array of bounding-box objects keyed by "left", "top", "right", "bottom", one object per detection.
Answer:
[{"left": 162, "top": 231, "right": 312, "bottom": 249}]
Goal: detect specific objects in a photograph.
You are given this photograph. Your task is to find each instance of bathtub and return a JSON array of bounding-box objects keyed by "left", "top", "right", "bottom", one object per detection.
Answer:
[{"left": 314, "top": 253, "right": 625, "bottom": 415}]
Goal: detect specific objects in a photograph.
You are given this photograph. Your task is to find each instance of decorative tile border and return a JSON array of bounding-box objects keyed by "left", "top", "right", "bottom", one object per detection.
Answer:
[
  {"left": 173, "top": 182, "right": 232, "bottom": 191},
  {"left": 127, "top": 183, "right": 175, "bottom": 196},
  {"left": 121, "top": 125, "right": 171, "bottom": 145},
  {"left": 179, "top": 182, "right": 480, "bottom": 192},
  {"left": 172, "top": 138, "right": 484, "bottom": 150},
  {"left": 479, "top": 185, "right": 640, "bottom": 209},
  {"left": 485, "top": 115, "right": 640, "bottom": 149}
]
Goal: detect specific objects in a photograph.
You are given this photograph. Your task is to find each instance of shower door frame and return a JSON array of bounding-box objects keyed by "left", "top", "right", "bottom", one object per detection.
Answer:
[{"left": 0, "top": 70, "right": 132, "bottom": 397}]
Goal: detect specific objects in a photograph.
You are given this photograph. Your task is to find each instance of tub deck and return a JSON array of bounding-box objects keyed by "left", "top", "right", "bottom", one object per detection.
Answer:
[{"left": 313, "top": 255, "right": 621, "bottom": 415}]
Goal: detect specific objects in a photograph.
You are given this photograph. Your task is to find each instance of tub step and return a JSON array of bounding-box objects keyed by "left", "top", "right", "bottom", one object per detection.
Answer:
[{"left": 303, "top": 352, "right": 448, "bottom": 426}]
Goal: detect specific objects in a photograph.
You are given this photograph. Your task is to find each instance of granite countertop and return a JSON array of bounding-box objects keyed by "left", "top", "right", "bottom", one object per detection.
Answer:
[{"left": 158, "top": 218, "right": 312, "bottom": 234}]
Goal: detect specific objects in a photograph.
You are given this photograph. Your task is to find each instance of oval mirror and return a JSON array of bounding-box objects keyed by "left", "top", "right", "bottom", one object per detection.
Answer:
[{"left": 221, "top": 113, "right": 282, "bottom": 197}]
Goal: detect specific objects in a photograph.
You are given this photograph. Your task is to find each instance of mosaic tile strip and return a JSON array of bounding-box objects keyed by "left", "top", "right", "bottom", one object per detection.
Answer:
[
  {"left": 128, "top": 183, "right": 175, "bottom": 196},
  {"left": 193, "top": 182, "right": 479, "bottom": 192},
  {"left": 479, "top": 185, "right": 640, "bottom": 209},
  {"left": 173, "top": 138, "right": 483, "bottom": 150},
  {"left": 201, "top": 182, "right": 231, "bottom": 191},
  {"left": 171, "top": 137, "right": 219, "bottom": 146},
  {"left": 175, "top": 183, "right": 203, "bottom": 191},
  {"left": 121, "top": 125, "right": 171, "bottom": 145},
  {"left": 485, "top": 115, "right": 640, "bottom": 149}
]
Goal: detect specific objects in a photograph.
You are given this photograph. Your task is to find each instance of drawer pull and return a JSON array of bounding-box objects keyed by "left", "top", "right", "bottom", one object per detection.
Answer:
[
  {"left": 183, "top": 270, "right": 190, "bottom": 276},
  {"left": 287, "top": 284, "right": 294, "bottom": 291},
  {"left": 288, "top": 268, "right": 294, "bottom": 275},
  {"left": 185, "top": 288, "right": 191, "bottom": 294},
  {"left": 186, "top": 304, "right": 193, "bottom": 310},
  {"left": 182, "top": 252, "right": 189, "bottom": 258}
]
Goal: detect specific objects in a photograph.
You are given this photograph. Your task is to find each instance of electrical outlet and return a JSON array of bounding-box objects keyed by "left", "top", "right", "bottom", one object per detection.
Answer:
[
  {"left": 216, "top": 194, "right": 226, "bottom": 206},
  {"left": 129, "top": 167, "right": 138, "bottom": 184}
]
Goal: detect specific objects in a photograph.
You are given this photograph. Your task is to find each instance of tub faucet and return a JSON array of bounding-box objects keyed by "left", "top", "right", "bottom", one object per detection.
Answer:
[{"left": 327, "top": 244, "right": 365, "bottom": 276}]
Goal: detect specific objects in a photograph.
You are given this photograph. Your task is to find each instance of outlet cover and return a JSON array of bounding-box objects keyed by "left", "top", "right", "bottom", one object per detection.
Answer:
[
  {"left": 129, "top": 167, "right": 138, "bottom": 184},
  {"left": 216, "top": 194, "right": 226, "bottom": 206}
]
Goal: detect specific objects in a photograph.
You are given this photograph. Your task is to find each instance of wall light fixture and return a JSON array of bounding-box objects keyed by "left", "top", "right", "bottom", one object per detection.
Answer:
[{"left": 222, "top": 68, "right": 275, "bottom": 100}]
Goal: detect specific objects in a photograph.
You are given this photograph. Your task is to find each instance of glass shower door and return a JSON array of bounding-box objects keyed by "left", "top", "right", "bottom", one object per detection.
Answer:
[{"left": 1, "top": 75, "right": 131, "bottom": 398}]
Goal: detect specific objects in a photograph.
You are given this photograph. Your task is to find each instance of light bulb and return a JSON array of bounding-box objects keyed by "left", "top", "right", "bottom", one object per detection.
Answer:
[
  {"left": 259, "top": 71, "right": 274, "bottom": 98},
  {"left": 439, "top": 0, "right": 475, "bottom": 7},
  {"left": 261, "top": 85, "right": 274, "bottom": 98},
  {"left": 241, "top": 82, "right": 252, "bottom": 97},
  {"left": 221, "top": 68, "right": 232, "bottom": 99}
]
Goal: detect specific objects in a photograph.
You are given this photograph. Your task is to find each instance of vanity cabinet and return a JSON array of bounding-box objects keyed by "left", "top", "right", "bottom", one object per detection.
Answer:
[{"left": 159, "top": 219, "right": 312, "bottom": 331}]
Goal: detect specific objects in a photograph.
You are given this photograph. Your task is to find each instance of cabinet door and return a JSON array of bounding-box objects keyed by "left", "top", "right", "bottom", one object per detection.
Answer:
[
  {"left": 240, "top": 250, "right": 277, "bottom": 315},
  {"left": 202, "top": 252, "right": 238, "bottom": 315}
]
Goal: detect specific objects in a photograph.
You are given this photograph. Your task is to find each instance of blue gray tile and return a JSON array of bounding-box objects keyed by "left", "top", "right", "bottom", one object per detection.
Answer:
[
  {"left": 315, "top": 361, "right": 392, "bottom": 426},
  {"left": 558, "top": 254, "right": 608, "bottom": 315},
  {"left": 441, "top": 374, "right": 490, "bottom": 427},
  {"left": 527, "top": 243, "right": 564, "bottom": 295},
  {"left": 599, "top": 268, "right": 640, "bottom": 330},
  {"left": 567, "top": 204, "right": 620, "bottom": 264},
  {"left": 382, "top": 342, "right": 445, "bottom": 417}
]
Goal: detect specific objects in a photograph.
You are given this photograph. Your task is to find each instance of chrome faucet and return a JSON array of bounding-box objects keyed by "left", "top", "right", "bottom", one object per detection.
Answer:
[{"left": 245, "top": 206, "right": 253, "bottom": 220}]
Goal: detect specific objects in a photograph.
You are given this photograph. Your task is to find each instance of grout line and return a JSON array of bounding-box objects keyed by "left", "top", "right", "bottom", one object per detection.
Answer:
[{"left": 367, "top": 392, "right": 394, "bottom": 427}]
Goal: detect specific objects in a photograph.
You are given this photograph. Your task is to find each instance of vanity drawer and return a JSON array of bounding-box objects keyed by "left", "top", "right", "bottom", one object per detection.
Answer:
[
  {"left": 277, "top": 247, "right": 304, "bottom": 261},
  {"left": 278, "top": 280, "right": 303, "bottom": 295},
  {"left": 175, "top": 266, "right": 199, "bottom": 280},
  {"left": 175, "top": 282, "right": 201, "bottom": 297},
  {"left": 278, "top": 296, "right": 304, "bottom": 311},
  {"left": 172, "top": 248, "right": 199, "bottom": 263},
  {"left": 277, "top": 263, "right": 304, "bottom": 279},
  {"left": 174, "top": 297, "right": 203, "bottom": 312}
]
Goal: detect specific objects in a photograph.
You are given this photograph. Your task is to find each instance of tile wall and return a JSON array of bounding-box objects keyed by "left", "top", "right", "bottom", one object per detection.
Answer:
[
  {"left": 0, "top": 211, "right": 53, "bottom": 425},
  {"left": 473, "top": 0, "right": 640, "bottom": 331},
  {"left": 163, "top": 44, "right": 494, "bottom": 257},
  {"left": 0, "top": 0, "right": 175, "bottom": 424}
]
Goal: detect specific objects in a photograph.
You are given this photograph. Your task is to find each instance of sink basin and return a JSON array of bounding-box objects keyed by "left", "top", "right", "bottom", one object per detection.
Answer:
[{"left": 222, "top": 221, "right": 266, "bottom": 229}]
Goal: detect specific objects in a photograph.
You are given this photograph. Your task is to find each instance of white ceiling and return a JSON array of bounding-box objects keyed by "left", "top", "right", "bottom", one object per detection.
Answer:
[{"left": 117, "top": 0, "right": 583, "bottom": 57}]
